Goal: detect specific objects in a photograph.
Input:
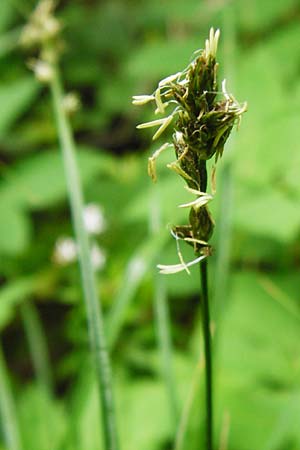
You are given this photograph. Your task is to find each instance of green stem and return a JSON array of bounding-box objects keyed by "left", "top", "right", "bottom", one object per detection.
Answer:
[
  {"left": 50, "top": 68, "right": 119, "bottom": 450},
  {"left": 199, "top": 159, "right": 213, "bottom": 450},
  {"left": 0, "top": 343, "right": 22, "bottom": 450},
  {"left": 199, "top": 260, "right": 213, "bottom": 450},
  {"left": 20, "top": 301, "right": 53, "bottom": 396},
  {"left": 153, "top": 273, "right": 179, "bottom": 431}
]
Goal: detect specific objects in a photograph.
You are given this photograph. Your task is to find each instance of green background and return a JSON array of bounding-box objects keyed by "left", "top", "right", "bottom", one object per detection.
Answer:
[{"left": 0, "top": 0, "right": 300, "bottom": 449}]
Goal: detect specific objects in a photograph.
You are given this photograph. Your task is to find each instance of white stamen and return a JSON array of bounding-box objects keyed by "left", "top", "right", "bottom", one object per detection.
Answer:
[
  {"left": 178, "top": 194, "right": 213, "bottom": 209},
  {"left": 132, "top": 95, "right": 155, "bottom": 105},
  {"left": 137, "top": 117, "right": 168, "bottom": 129},
  {"left": 155, "top": 89, "right": 165, "bottom": 114},
  {"left": 152, "top": 115, "right": 173, "bottom": 140},
  {"left": 157, "top": 254, "right": 207, "bottom": 274},
  {"left": 159, "top": 72, "right": 182, "bottom": 87}
]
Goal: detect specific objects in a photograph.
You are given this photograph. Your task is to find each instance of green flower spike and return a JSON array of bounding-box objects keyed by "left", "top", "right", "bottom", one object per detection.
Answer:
[{"left": 134, "top": 28, "right": 246, "bottom": 274}]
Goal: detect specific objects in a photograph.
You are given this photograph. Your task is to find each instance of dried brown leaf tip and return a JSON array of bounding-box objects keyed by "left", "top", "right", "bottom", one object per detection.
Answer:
[{"left": 133, "top": 28, "right": 247, "bottom": 274}]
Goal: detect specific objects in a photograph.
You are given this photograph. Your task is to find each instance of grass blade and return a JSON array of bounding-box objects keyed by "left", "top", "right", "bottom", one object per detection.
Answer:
[
  {"left": 50, "top": 67, "right": 119, "bottom": 450},
  {"left": 0, "top": 343, "right": 23, "bottom": 450},
  {"left": 20, "top": 301, "right": 53, "bottom": 396}
]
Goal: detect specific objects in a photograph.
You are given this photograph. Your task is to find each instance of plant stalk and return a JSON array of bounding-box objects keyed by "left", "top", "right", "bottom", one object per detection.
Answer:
[
  {"left": 154, "top": 272, "right": 179, "bottom": 431},
  {"left": 199, "top": 260, "right": 213, "bottom": 450},
  {"left": 199, "top": 159, "right": 213, "bottom": 450},
  {"left": 50, "top": 67, "right": 119, "bottom": 450},
  {"left": 21, "top": 301, "right": 53, "bottom": 396}
]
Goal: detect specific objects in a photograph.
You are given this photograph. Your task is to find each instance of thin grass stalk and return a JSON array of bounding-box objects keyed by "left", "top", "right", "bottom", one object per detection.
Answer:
[
  {"left": 0, "top": 343, "right": 22, "bottom": 450},
  {"left": 106, "top": 232, "right": 168, "bottom": 348},
  {"left": 150, "top": 186, "right": 179, "bottom": 432},
  {"left": 199, "top": 159, "right": 213, "bottom": 450},
  {"left": 20, "top": 301, "right": 53, "bottom": 396},
  {"left": 199, "top": 260, "right": 213, "bottom": 450},
  {"left": 50, "top": 66, "right": 119, "bottom": 450},
  {"left": 133, "top": 27, "right": 245, "bottom": 450},
  {"left": 153, "top": 272, "right": 179, "bottom": 430},
  {"left": 174, "top": 357, "right": 203, "bottom": 450}
]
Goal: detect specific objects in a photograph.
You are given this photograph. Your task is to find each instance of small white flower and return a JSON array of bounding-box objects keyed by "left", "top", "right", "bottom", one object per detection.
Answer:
[
  {"left": 29, "top": 59, "right": 54, "bottom": 83},
  {"left": 91, "top": 244, "right": 106, "bottom": 271},
  {"left": 54, "top": 237, "right": 77, "bottom": 265},
  {"left": 83, "top": 204, "right": 106, "bottom": 235},
  {"left": 128, "top": 256, "right": 146, "bottom": 279},
  {"left": 62, "top": 92, "right": 81, "bottom": 115}
]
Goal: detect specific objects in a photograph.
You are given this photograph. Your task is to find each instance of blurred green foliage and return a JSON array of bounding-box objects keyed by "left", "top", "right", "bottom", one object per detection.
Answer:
[{"left": 1, "top": 0, "right": 300, "bottom": 449}]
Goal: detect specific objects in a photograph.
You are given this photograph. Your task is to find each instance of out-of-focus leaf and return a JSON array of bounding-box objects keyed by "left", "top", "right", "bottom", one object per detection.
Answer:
[
  {"left": 0, "top": 78, "right": 40, "bottom": 137},
  {"left": 0, "top": 200, "right": 30, "bottom": 254},
  {"left": 0, "top": 1, "right": 14, "bottom": 33},
  {"left": 127, "top": 38, "right": 199, "bottom": 81},
  {"left": 0, "top": 278, "right": 36, "bottom": 330},
  {"left": 18, "top": 385, "right": 67, "bottom": 450},
  {"left": 236, "top": 0, "right": 298, "bottom": 32},
  {"left": 217, "top": 271, "right": 300, "bottom": 449},
  {"left": 0, "top": 147, "right": 115, "bottom": 210},
  {"left": 233, "top": 186, "right": 300, "bottom": 242}
]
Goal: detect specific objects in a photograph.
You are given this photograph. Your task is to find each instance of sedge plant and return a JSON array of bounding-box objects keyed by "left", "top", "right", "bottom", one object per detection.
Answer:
[
  {"left": 133, "top": 28, "right": 246, "bottom": 450},
  {"left": 20, "top": 2, "right": 119, "bottom": 450}
]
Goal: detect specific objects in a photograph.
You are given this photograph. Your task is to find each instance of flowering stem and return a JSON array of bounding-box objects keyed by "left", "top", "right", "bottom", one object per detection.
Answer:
[
  {"left": 199, "top": 160, "right": 213, "bottom": 450},
  {"left": 50, "top": 67, "right": 119, "bottom": 450}
]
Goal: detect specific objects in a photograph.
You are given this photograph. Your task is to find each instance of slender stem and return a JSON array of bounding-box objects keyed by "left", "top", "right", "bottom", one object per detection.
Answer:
[
  {"left": 174, "top": 357, "right": 203, "bottom": 450},
  {"left": 199, "top": 159, "right": 213, "bottom": 450},
  {"left": 0, "top": 343, "right": 22, "bottom": 450},
  {"left": 153, "top": 273, "right": 179, "bottom": 431},
  {"left": 50, "top": 68, "right": 119, "bottom": 450},
  {"left": 200, "top": 260, "right": 213, "bottom": 450},
  {"left": 21, "top": 301, "right": 53, "bottom": 396}
]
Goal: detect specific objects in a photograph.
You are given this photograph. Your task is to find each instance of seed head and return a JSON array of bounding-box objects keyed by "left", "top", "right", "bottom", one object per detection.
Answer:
[{"left": 133, "top": 28, "right": 246, "bottom": 273}]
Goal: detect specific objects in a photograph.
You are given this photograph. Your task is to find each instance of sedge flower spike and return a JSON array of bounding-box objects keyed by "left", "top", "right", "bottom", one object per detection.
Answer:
[{"left": 133, "top": 28, "right": 246, "bottom": 274}]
